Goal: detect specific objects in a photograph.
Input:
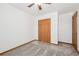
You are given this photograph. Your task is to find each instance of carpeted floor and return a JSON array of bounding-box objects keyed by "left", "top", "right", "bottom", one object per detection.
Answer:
[{"left": 1, "top": 40, "right": 79, "bottom": 56}]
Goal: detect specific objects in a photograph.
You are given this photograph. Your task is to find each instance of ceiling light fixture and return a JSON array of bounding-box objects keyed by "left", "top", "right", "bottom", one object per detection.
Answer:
[{"left": 27, "top": 3, "right": 52, "bottom": 11}]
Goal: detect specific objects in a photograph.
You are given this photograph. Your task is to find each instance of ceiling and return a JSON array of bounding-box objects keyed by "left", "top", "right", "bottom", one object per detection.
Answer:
[{"left": 9, "top": 3, "right": 79, "bottom": 16}]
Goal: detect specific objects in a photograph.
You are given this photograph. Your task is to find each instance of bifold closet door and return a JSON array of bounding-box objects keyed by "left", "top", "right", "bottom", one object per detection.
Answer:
[{"left": 38, "top": 19, "right": 51, "bottom": 43}]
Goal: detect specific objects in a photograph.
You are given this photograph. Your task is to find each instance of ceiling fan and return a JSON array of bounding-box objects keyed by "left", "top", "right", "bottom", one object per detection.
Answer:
[{"left": 27, "top": 3, "right": 52, "bottom": 10}]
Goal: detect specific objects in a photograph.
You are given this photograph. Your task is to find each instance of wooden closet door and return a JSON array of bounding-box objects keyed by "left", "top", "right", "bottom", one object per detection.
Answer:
[
  {"left": 38, "top": 19, "right": 51, "bottom": 43},
  {"left": 72, "top": 11, "right": 77, "bottom": 50}
]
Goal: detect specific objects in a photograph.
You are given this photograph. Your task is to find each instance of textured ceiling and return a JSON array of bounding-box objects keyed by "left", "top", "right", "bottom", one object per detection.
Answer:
[{"left": 9, "top": 3, "right": 79, "bottom": 16}]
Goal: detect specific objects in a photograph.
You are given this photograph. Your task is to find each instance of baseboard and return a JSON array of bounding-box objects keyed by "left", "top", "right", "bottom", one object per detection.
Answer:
[
  {"left": 58, "top": 41, "right": 72, "bottom": 45},
  {"left": 0, "top": 39, "right": 37, "bottom": 55}
]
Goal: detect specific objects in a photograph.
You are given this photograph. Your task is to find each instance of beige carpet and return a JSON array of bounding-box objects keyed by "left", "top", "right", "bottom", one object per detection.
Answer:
[{"left": 1, "top": 41, "right": 79, "bottom": 56}]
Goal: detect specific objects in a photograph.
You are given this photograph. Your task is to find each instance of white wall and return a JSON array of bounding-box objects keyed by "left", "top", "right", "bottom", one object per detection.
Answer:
[
  {"left": 59, "top": 13, "right": 73, "bottom": 43},
  {"left": 35, "top": 12, "right": 58, "bottom": 44},
  {"left": 0, "top": 4, "right": 35, "bottom": 53}
]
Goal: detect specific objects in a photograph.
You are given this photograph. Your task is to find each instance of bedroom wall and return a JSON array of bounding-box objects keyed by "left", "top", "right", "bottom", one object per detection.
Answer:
[
  {"left": 59, "top": 11, "right": 79, "bottom": 52},
  {"left": 35, "top": 12, "right": 58, "bottom": 44},
  {"left": 0, "top": 4, "right": 35, "bottom": 53},
  {"left": 59, "top": 13, "right": 73, "bottom": 43}
]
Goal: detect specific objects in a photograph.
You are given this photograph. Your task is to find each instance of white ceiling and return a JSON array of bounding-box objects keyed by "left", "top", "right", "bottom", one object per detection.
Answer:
[{"left": 9, "top": 3, "right": 79, "bottom": 16}]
